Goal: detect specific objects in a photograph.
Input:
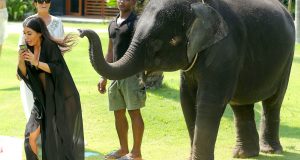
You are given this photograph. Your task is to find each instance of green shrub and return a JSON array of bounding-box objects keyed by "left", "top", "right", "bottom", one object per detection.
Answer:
[
  {"left": 106, "top": 0, "right": 117, "bottom": 7},
  {"left": 7, "top": 0, "right": 35, "bottom": 21},
  {"left": 279, "top": 0, "right": 295, "bottom": 18},
  {"left": 106, "top": 0, "right": 148, "bottom": 10}
]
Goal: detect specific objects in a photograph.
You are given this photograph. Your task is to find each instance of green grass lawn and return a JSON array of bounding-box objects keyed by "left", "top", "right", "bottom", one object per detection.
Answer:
[
  {"left": 0, "top": 23, "right": 299, "bottom": 160},
  {"left": 64, "top": 22, "right": 109, "bottom": 30}
]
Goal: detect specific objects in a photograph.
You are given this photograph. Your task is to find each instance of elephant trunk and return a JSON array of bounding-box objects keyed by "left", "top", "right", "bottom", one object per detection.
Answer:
[{"left": 79, "top": 29, "right": 144, "bottom": 80}]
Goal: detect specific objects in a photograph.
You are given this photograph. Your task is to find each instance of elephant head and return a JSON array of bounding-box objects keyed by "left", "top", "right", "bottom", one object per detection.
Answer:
[{"left": 79, "top": 0, "right": 228, "bottom": 80}]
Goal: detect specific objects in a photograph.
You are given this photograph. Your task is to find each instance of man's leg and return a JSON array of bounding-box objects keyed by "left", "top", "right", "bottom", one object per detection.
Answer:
[
  {"left": 118, "top": 75, "right": 145, "bottom": 159},
  {"left": 128, "top": 109, "right": 144, "bottom": 159},
  {"left": 114, "top": 109, "right": 129, "bottom": 156}
]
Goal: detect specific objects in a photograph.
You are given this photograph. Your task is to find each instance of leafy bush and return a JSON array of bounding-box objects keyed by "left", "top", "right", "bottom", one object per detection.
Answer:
[
  {"left": 279, "top": 0, "right": 295, "bottom": 18},
  {"left": 106, "top": 0, "right": 147, "bottom": 9},
  {"left": 106, "top": 0, "right": 149, "bottom": 15},
  {"left": 106, "top": 0, "right": 117, "bottom": 7},
  {"left": 7, "top": 0, "right": 35, "bottom": 21}
]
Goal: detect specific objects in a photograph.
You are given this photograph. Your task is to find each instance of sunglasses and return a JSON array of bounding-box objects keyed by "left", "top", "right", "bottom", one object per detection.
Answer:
[
  {"left": 117, "top": 0, "right": 130, "bottom": 2},
  {"left": 36, "top": 0, "right": 51, "bottom": 4}
]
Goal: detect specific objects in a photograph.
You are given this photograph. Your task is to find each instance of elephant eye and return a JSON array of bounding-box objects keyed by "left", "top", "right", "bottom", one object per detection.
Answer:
[{"left": 169, "top": 36, "right": 182, "bottom": 46}]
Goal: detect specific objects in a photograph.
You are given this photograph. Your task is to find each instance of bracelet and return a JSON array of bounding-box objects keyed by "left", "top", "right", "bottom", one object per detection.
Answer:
[{"left": 36, "top": 61, "right": 39, "bottom": 69}]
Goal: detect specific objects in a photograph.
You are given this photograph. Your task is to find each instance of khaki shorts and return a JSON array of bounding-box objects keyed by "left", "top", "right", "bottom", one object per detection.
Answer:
[{"left": 108, "top": 74, "right": 146, "bottom": 111}]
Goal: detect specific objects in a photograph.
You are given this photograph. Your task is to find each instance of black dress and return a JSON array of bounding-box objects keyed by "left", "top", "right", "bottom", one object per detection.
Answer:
[{"left": 17, "top": 38, "right": 84, "bottom": 160}]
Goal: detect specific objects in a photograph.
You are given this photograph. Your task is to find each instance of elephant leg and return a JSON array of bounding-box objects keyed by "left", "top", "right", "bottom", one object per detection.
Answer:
[
  {"left": 191, "top": 103, "right": 226, "bottom": 160},
  {"left": 260, "top": 60, "right": 292, "bottom": 154},
  {"left": 231, "top": 104, "right": 259, "bottom": 158},
  {"left": 260, "top": 95, "right": 284, "bottom": 154},
  {"left": 180, "top": 74, "right": 197, "bottom": 158}
]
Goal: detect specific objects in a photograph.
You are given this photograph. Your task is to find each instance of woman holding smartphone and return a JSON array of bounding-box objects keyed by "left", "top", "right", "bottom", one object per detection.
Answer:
[
  {"left": 19, "top": 0, "right": 64, "bottom": 120},
  {"left": 18, "top": 17, "right": 84, "bottom": 160}
]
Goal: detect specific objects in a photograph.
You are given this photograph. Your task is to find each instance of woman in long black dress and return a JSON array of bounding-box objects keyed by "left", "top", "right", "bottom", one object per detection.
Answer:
[{"left": 17, "top": 17, "right": 84, "bottom": 160}]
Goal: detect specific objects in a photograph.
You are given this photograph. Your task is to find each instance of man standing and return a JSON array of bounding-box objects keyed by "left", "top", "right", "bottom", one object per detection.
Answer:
[
  {"left": 98, "top": 0, "right": 146, "bottom": 160},
  {"left": 0, "top": 0, "right": 8, "bottom": 55}
]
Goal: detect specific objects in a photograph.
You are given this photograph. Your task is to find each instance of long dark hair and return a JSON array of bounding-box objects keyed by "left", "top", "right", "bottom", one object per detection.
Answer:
[{"left": 23, "top": 16, "right": 77, "bottom": 54}]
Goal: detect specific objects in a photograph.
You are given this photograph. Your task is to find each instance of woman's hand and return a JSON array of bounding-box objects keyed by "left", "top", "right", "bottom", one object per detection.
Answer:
[
  {"left": 18, "top": 49, "right": 27, "bottom": 78},
  {"left": 23, "top": 50, "right": 39, "bottom": 67},
  {"left": 18, "top": 49, "right": 26, "bottom": 62}
]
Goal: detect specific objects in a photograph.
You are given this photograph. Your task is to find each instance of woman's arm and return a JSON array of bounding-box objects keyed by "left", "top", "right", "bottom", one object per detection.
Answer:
[
  {"left": 35, "top": 61, "right": 51, "bottom": 73},
  {"left": 23, "top": 50, "right": 52, "bottom": 73},
  {"left": 45, "top": 41, "right": 65, "bottom": 76},
  {"left": 18, "top": 51, "right": 27, "bottom": 77}
]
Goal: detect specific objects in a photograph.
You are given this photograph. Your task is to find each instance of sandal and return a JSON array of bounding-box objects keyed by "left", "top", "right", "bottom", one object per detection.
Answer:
[
  {"left": 105, "top": 151, "right": 123, "bottom": 160},
  {"left": 117, "top": 154, "right": 142, "bottom": 160}
]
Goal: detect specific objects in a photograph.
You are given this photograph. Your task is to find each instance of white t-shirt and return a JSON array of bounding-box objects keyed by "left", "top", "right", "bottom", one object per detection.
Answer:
[{"left": 18, "top": 15, "right": 64, "bottom": 46}]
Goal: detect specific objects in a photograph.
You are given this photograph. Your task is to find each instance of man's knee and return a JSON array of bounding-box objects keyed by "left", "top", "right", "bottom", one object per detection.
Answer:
[
  {"left": 128, "top": 109, "right": 143, "bottom": 121},
  {"left": 128, "top": 109, "right": 141, "bottom": 115},
  {"left": 114, "top": 109, "right": 127, "bottom": 118}
]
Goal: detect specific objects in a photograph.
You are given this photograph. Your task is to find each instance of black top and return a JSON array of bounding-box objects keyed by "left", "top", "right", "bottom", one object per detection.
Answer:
[
  {"left": 18, "top": 38, "right": 84, "bottom": 160},
  {"left": 108, "top": 12, "right": 137, "bottom": 62}
]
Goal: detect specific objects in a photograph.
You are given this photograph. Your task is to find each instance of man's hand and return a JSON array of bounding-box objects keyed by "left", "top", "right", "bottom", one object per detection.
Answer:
[{"left": 98, "top": 77, "right": 107, "bottom": 94}]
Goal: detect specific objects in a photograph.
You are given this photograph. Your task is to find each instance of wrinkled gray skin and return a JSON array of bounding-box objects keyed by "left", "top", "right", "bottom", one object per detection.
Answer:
[{"left": 79, "top": 0, "right": 295, "bottom": 159}]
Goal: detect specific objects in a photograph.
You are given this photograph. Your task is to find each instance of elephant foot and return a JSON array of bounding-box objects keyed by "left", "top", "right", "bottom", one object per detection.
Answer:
[
  {"left": 191, "top": 154, "right": 214, "bottom": 160},
  {"left": 232, "top": 146, "right": 259, "bottom": 158},
  {"left": 260, "top": 142, "right": 283, "bottom": 154}
]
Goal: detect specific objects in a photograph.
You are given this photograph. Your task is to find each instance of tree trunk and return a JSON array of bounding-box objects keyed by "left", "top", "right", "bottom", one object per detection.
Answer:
[
  {"left": 135, "top": 0, "right": 164, "bottom": 89},
  {"left": 288, "top": 0, "right": 292, "bottom": 12},
  {"left": 296, "top": 0, "right": 300, "bottom": 43},
  {"left": 142, "top": 71, "right": 164, "bottom": 89}
]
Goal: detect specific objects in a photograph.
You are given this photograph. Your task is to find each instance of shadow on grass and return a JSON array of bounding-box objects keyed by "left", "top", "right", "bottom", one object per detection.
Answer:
[
  {"left": 85, "top": 148, "right": 106, "bottom": 160},
  {"left": 149, "top": 84, "right": 300, "bottom": 140},
  {"left": 0, "top": 86, "right": 19, "bottom": 91},
  {"left": 280, "top": 124, "right": 300, "bottom": 140},
  {"left": 255, "top": 151, "right": 300, "bottom": 160},
  {"left": 222, "top": 103, "right": 300, "bottom": 140},
  {"left": 253, "top": 103, "right": 300, "bottom": 140},
  {"left": 147, "top": 83, "right": 180, "bottom": 102},
  {"left": 282, "top": 150, "right": 300, "bottom": 159},
  {"left": 293, "top": 55, "right": 300, "bottom": 64}
]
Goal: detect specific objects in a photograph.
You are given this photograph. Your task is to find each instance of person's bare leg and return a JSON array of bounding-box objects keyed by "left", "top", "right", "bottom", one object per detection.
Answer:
[
  {"left": 29, "top": 126, "right": 40, "bottom": 155},
  {"left": 128, "top": 109, "right": 144, "bottom": 159},
  {"left": 114, "top": 109, "right": 129, "bottom": 156}
]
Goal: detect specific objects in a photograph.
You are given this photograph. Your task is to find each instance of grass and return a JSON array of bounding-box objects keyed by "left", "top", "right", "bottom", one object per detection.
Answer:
[
  {"left": 0, "top": 23, "right": 300, "bottom": 160},
  {"left": 63, "top": 22, "right": 109, "bottom": 31}
]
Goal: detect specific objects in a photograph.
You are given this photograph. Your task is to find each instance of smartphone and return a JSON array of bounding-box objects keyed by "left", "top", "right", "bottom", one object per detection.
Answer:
[{"left": 19, "top": 44, "right": 28, "bottom": 51}]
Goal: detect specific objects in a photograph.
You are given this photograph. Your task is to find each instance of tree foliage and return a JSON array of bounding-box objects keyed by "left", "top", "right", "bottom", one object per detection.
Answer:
[
  {"left": 106, "top": 0, "right": 148, "bottom": 13},
  {"left": 106, "top": 0, "right": 117, "bottom": 7},
  {"left": 6, "top": 0, "right": 35, "bottom": 21},
  {"left": 280, "top": 0, "right": 295, "bottom": 18}
]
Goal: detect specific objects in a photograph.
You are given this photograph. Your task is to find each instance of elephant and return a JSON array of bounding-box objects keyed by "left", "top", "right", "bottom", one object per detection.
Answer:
[{"left": 79, "top": 0, "right": 295, "bottom": 159}]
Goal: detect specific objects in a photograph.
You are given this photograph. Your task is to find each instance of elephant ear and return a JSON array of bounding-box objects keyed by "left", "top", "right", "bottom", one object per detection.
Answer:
[{"left": 186, "top": 2, "right": 229, "bottom": 63}]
